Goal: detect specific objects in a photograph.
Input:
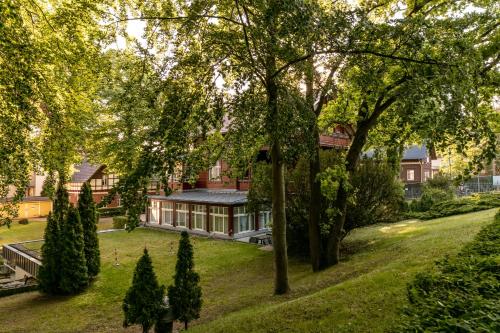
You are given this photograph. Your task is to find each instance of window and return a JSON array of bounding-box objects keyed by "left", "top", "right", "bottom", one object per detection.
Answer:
[
  {"left": 191, "top": 205, "right": 206, "bottom": 230},
  {"left": 259, "top": 211, "right": 272, "bottom": 229},
  {"left": 176, "top": 203, "right": 189, "bottom": 228},
  {"left": 149, "top": 200, "right": 160, "bottom": 224},
  {"left": 407, "top": 169, "right": 415, "bottom": 181},
  {"left": 234, "top": 206, "right": 254, "bottom": 233},
  {"left": 210, "top": 206, "right": 228, "bottom": 234},
  {"left": 161, "top": 202, "right": 173, "bottom": 225},
  {"left": 209, "top": 160, "right": 221, "bottom": 181},
  {"left": 424, "top": 171, "right": 430, "bottom": 181}
]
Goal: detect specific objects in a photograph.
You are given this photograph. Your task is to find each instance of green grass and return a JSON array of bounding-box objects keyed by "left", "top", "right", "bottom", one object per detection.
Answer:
[
  {"left": 0, "top": 209, "right": 496, "bottom": 333},
  {"left": 0, "top": 218, "right": 115, "bottom": 247}
]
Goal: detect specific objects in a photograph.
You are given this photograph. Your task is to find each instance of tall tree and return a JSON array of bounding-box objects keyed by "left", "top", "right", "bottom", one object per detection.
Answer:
[
  {"left": 38, "top": 212, "right": 61, "bottom": 294},
  {"left": 38, "top": 179, "right": 69, "bottom": 294},
  {"left": 168, "top": 231, "right": 202, "bottom": 330},
  {"left": 59, "top": 206, "right": 89, "bottom": 294},
  {"left": 123, "top": 248, "right": 165, "bottom": 333},
  {"left": 78, "top": 182, "right": 100, "bottom": 278}
]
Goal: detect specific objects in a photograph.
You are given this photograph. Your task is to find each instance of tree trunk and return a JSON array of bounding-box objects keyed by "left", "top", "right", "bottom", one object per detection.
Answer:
[
  {"left": 184, "top": 321, "right": 188, "bottom": 330},
  {"left": 326, "top": 119, "right": 372, "bottom": 266}
]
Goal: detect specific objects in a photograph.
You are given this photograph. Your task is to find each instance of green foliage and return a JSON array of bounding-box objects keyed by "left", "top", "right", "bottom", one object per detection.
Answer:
[
  {"left": 123, "top": 248, "right": 165, "bottom": 333},
  {"left": 407, "top": 192, "right": 500, "bottom": 220},
  {"left": 98, "top": 207, "right": 124, "bottom": 217},
  {"left": 113, "top": 216, "right": 128, "bottom": 229},
  {"left": 38, "top": 212, "right": 61, "bottom": 294},
  {"left": 411, "top": 187, "right": 455, "bottom": 212},
  {"left": 168, "top": 231, "right": 202, "bottom": 330},
  {"left": 398, "top": 210, "right": 500, "bottom": 332},
  {"left": 0, "top": 284, "right": 38, "bottom": 298},
  {"left": 38, "top": 181, "right": 68, "bottom": 294},
  {"left": 345, "top": 159, "right": 406, "bottom": 237},
  {"left": 40, "top": 173, "right": 56, "bottom": 199},
  {"left": 18, "top": 218, "right": 29, "bottom": 225},
  {"left": 78, "top": 182, "right": 100, "bottom": 278},
  {"left": 59, "top": 206, "right": 89, "bottom": 294}
]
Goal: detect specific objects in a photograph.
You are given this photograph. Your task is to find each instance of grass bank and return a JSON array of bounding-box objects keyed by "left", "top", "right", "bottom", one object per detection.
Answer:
[{"left": 0, "top": 209, "right": 496, "bottom": 332}]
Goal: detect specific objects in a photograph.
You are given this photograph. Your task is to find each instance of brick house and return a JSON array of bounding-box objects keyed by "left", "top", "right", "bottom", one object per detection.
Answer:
[{"left": 146, "top": 129, "right": 351, "bottom": 239}]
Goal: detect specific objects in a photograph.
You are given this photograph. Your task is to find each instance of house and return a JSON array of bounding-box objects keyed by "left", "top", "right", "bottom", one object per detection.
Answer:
[
  {"left": 67, "top": 161, "right": 122, "bottom": 207},
  {"left": 399, "top": 145, "right": 434, "bottom": 184},
  {"left": 145, "top": 128, "right": 351, "bottom": 239},
  {"left": 3, "top": 172, "right": 52, "bottom": 219}
]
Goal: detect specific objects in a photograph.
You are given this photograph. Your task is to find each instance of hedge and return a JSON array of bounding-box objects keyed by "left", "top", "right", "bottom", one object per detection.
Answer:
[
  {"left": 406, "top": 192, "right": 500, "bottom": 220},
  {"left": 112, "top": 216, "right": 128, "bottom": 229},
  {"left": 397, "top": 210, "right": 500, "bottom": 332},
  {"left": 97, "top": 206, "right": 124, "bottom": 217}
]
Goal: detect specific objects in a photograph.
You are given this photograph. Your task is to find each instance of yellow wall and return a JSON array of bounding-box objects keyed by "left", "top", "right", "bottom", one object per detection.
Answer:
[{"left": 16, "top": 201, "right": 53, "bottom": 219}]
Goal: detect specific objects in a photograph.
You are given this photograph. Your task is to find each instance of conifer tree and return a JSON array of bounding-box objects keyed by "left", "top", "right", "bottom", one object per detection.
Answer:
[
  {"left": 59, "top": 206, "right": 89, "bottom": 294},
  {"left": 123, "top": 248, "right": 165, "bottom": 333},
  {"left": 78, "top": 182, "right": 100, "bottom": 278},
  {"left": 168, "top": 231, "right": 202, "bottom": 330},
  {"left": 38, "top": 179, "right": 69, "bottom": 294},
  {"left": 38, "top": 212, "right": 60, "bottom": 294}
]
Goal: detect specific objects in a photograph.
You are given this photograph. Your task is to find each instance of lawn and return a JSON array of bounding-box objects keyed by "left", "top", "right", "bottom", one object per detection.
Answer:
[
  {"left": 0, "top": 209, "right": 496, "bottom": 333},
  {"left": 0, "top": 217, "right": 115, "bottom": 247}
]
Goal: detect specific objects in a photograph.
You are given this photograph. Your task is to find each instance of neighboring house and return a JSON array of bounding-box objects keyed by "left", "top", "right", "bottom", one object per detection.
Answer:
[
  {"left": 68, "top": 162, "right": 122, "bottom": 207},
  {"left": 4, "top": 172, "right": 52, "bottom": 219},
  {"left": 146, "top": 128, "right": 351, "bottom": 239},
  {"left": 399, "top": 145, "right": 434, "bottom": 184}
]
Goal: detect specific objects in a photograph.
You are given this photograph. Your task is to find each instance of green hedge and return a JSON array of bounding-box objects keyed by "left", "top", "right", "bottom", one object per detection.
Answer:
[
  {"left": 406, "top": 192, "right": 500, "bottom": 220},
  {"left": 397, "top": 210, "right": 500, "bottom": 332},
  {"left": 112, "top": 216, "right": 128, "bottom": 229},
  {"left": 97, "top": 206, "right": 124, "bottom": 217}
]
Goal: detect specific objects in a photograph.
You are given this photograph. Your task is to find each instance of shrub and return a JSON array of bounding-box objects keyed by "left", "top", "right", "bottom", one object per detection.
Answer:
[
  {"left": 406, "top": 192, "right": 500, "bottom": 220},
  {"left": 113, "top": 216, "right": 128, "bottom": 229},
  {"left": 98, "top": 206, "right": 124, "bottom": 217},
  {"left": 18, "top": 218, "right": 29, "bottom": 225},
  {"left": 397, "top": 211, "right": 500, "bottom": 332}
]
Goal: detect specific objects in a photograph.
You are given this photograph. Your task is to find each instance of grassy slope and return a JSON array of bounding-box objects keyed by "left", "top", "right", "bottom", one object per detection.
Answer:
[{"left": 0, "top": 209, "right": 496, "bottom": 333}]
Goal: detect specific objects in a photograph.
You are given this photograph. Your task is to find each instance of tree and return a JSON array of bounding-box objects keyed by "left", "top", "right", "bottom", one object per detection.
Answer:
[
  {"left": 38, "top": 179, "right": 68, "bottom": 294},
  {"left": 38, "top": 212, "right": 61, "bottom": 294},
  {"left": 168, "top": 231, "right": 202, "bottom": 330},
  {"left": 41, "top": 172, "right": 57, "bottom": 199},
  {"left": 78, "top": 182, "right": 100, "bottom": 278},
  {"left": 123, "top": 248, "right": 165, "bottom": 333},
  {"left": 59, "top": 206, "right": 89, "bottom": 294}
]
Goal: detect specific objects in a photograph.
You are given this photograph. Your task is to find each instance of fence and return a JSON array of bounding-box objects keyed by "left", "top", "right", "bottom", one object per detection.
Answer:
[
  {"left": 1, "top": 244, "right": 41, "bottom": 278},
  {"left": 404, "top": 176, "right": 499, "bottom": 199}
]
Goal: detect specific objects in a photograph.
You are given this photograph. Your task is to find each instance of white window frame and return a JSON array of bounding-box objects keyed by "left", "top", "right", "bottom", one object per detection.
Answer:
[
  {"left": 234, "top": 206, "right": 254, "bottom": 233},
  {"left": 176, "top": 203, "right": 189, "bottom": 228},
  {"left": 208, "top": 160, "right": 221, "bottom": 181},
  {"left": 424, "top": 171, "right": 430, "bottom": 181},
  {"left": 210, "top": 206, "right": 228, "bottom": 234},
  {"left": 407, "top": 169, "right": 415, "bottom": 181},
  {"left": 259, "top": 211, "right": 272, "bottom": 230},
  {"left": 161, "top": 202, "right": 174, "bottom": 225},
  {"left": 191, "top": 204, "right": 206, "bottom": 230},
  {"left": 149, "top": 200, "right": 161, "bottom": 224}
]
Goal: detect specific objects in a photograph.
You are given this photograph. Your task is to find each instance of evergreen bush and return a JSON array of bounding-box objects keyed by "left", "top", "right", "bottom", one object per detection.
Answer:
[
  {"left": 78, "top": 182, "right": 100, "bottom": 278},
  {"left": 18, "top": 218, "right": 29, "bottom": 225},
  {"left": 58, "top": 206, "right": 89, "bottom": 294},
  {"left": 123, "top": 248, "right": 165, "bottom": 333},
  {"left": 113, "top": 216, "right": 128, "bottom": 229},
  {"left": 398, "top": 210, "right": 500, "bottom": 332},
  {"left": 168, "top": 231, "right": 202, "bottom": 330}
]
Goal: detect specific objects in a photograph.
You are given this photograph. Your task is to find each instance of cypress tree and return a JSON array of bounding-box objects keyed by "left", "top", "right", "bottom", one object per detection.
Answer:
[
  {"left": 59, "top": 206, "right": 89, "bottom": 294},
  {"left": 168, "top": 231, "right": 202, "bottom": 330},
  {"left": 78, "top": 182, "right": 100, "bottom": 278},
  {"left": 123, "top": 248, "right": 165, "bottom": 333},
  {"left": 38, "top": 180, "right": 69, "bottom": 294},
  {"left": 38, "top": 212, "right": 61, "bottom": 294}
]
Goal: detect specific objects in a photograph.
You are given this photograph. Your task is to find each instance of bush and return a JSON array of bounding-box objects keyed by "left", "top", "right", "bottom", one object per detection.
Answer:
[
  {"left": 406, "top": 192, "right": 500, "bottom": 220},
  {"left": 98, "top": 206, "right": 124, "bottom": 217},
  {"left": 398, "top": 210, "right": 500, "bottom": 332},
  {"left": 112, "top": 216, "right": 128, "bottom": 229},
  {"left": 18, "top": 218, "right": 29, "bottom": 225}
]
